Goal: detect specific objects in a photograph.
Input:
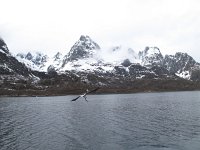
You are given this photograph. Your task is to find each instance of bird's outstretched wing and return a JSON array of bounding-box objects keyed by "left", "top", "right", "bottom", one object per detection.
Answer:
[
  {"left": 71, "top": 87, "right": 100, "bottom": 102},
  {"left": 71, "top": 96, "right": 81, "bottom": 101},
  {"left": 86, "top": 87, "right": 100, "bottom": 95}
]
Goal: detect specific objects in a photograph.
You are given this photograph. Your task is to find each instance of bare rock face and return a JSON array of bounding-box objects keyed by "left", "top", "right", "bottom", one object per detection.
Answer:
[
  {"left": 164, "top": 52, "right": 196, "bottom": 74},
  {"left": 150, "top": 66, "right": 171, "bottom": 76},
  {"left": 0, "top": 37, "right": 37, "bottom": 96},
  {"left": 1, "top": 35, "right": 200, "bottom": 96},
  {"left": 163, "top": 52, "right": 199, "bottom": 80},
  {"left": 62, "top": 35, "right": 100, "bottom": 66},
  {"left": 16, "top": 51, "right": 64, "bottom": 73},
  {"left": 25, "top": 52, "right": 48, "bottom": 66},
  {"left": 0, "top": 38, "right": 31, "bottom": 76},
  {"left": 190, "top": 65, "right": 200, "bottom": 81},
  {"left": 54, "top": 52, "right": 63, "bottom": 61},
  {"left": 0, "top": 37, "right": 9, "bottom": 54},
  {"left": 121, "top": 59, "right": 132, "bottom": 67},
  {"left": 139, "top": 46, "right": 164, "bottom": 66}
]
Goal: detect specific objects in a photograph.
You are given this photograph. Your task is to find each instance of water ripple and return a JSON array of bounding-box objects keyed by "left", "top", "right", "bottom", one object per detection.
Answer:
[{"left": 1, "top": 92, "right": 200, "bottom": 150}]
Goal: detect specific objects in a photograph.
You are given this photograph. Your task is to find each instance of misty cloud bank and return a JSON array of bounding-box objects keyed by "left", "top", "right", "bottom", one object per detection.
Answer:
[{"left": 1, "top": 0, "right": 200, "bottom": 62}]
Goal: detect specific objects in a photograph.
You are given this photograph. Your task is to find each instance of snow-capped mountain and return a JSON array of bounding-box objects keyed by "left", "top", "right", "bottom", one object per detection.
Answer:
[
  {"left": 0, "top": 38, "right": 31, "bottom": 76},
  {"left": 0, "top": 37, "right": 40, "bottom": 96},
  {"left": 1, "top": 35, "right": 200, "bottom": 96},
  {"left": 163, "top": 52, "right": 199, "bottom": 79},
  {"left": 16, "top": 51, "right": 63, "bottom": 72},
  {"left": 62, "top": 35, "right": 100, "bottom": 63},
  {"left": 60, "top": 36, "right": 140, "bottom": 73},
  {"left": 16, "top": 52, "right": 48, "bottom": 71},
  {"left": 13, "top": 35, "right": 200, "bottom": 81},
  {"left": 60, "top": 35, "right": 101, "bottom": 72},
  {"left": 139, "top": 46, "right": 163, "bottom": 66},
  {"left": 164, "top": 52, "right": 196, "bottom": 73}
]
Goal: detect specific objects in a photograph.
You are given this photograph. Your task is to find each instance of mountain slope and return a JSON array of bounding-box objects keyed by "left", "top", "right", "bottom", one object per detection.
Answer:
[
  {"left": 0, "top": 38, "right": 31, "bottom": 76},
  {"left": 16, "top": 52, "right": 63, "bottom": 72},
  {"left": 14, "top": 35, "right": 200, "bottom": 81},
  {"left": 0, "top": 37, "right": 9, "bottom": 54},
  {"left": 0, "top": 37, "right": 43, "bottom": 95},
  {"left": 139, "top": 46, "right": 163, "bottom": 66},
  {"left": 1, "top": 35, "right": 200, "bottom": 96},
  {"left": 62, "top": 35, "right": 100, "bottom": 64},
  {"left": 163, "top": 52, "right": 200, "bottom": 79}
]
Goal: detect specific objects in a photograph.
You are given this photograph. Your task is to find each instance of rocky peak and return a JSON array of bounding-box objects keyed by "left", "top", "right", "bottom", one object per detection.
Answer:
[
  {"left": 0, "top": 39, "right": 31, "bottom": 76},
  {"left": 139, "top": 46, "right": 163, "bottom": 66},
  {"left": 17, "top": 52, "right": 48, "bottom": 66},
  {"left": 163, "top": 55, "right": 176, "bottom": 73},
  {"left": 0, "top": 37, "right": 9, "bottom": 54},
  {"left": 175, "top": 52, "right": 196, "bottom": 69},
  {"left": 0, "top": 38, "right": 31, "bottom": 77},
  {"left": 54, "top": 52, "right": 63, "bottom": 61},
  {"left": 164, "top": 52, "right": 196, "bottom": 74},
  {"left": 174, "top": 52, "right": 196, "bottom": 66},
  {"left": 16, "top": 53, "right": 25, "bottom": 59},
  {"left": 25, "top": 52, "right": 33, "bottom": 60},
  {"left": 51, "top": 52, "right": 63, "bottom": 69},
  {"left": 62, "top": 35, "right": 100, "bottom": 66},
  {"left": 78, "top": 35, "right": 100, "bottom": 48},
  {"left": 121, "top": 59, "right": 132, "bottom": 67}
]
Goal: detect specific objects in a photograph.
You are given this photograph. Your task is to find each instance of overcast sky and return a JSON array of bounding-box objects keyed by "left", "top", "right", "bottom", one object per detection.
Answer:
[{"left": 0, "top": 0, "right": 200, "bottom": 61}]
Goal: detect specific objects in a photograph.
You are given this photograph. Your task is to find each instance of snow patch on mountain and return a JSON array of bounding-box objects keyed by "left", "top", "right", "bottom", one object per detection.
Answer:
[
  {"left": 0, "top": 49, "right": 5, "bottom": 54},
  {"left": 139, "top": 46, "right": 163, "bottom": 66},
  {"left": 12, "top": 35, "right": 200, "bottom": 81},
  {"left": 176, "top": 70, "right": 190, "bottom": 79},
  {"left": 16, "top": 51, "right": 63, "bottom": 72},
  {"left": 60, "top": 57, "right": 114, "bottom": 73},
  {"left": 163, "top": 52, "right": 197, "bottom": 80},
  {"left": 63, "top": 35, "right": 100, "bottom": 63},
  {"left": 60, "top": 43, "right": 140, "bottom": 73}
]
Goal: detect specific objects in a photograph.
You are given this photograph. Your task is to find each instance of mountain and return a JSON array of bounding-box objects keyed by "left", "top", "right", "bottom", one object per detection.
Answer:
[
  {"left": 60, "top": 35, "right": 103, "bottom": 72},
  {"left": 0, "top": 38, "right": 31, "bottom": 76},
  {"left": 1, "top": 35, "right": 200, "bottom": 96},
  {"left": 14, "top": 35, "right": 200, "bottom": 81},
  {"left": 0, "top": 37, "right": 9, "bottom": 54},
  {"left": 139, "top": 46, "right": 163, "bottom": 66},
  {"left": 59, "top": 37, "right": 140, "bottom": 74},
  {"left": 163, "top": 52, "right": 200, "bottom": 80},
  {"left": 62, "top": 35, "right": 100, "bottom": 64},
  {"left": 15, "top": 35, "right": 101, "bottom": 72},
  {"left": 0, "top": 37, "right": 43, "bottom": 96},
  {"left": 16, "top": 51, "right": 63, "bottom": 72},
  {"left": 190, "top": 65, "right": 200, "bottom": 81},
  {"left": 16, "top": 52, "right": 48, "bottom": 71}
]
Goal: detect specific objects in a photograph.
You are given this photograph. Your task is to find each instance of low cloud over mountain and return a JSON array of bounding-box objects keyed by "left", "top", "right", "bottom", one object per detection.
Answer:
[{"left": 1, "top": 35, "right": 200, "bottom": 96}]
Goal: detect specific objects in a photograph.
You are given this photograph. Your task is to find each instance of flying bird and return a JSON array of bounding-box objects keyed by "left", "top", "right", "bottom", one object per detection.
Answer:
[{"left": 71, "top": 87, "right": 100, "bottom": 102}]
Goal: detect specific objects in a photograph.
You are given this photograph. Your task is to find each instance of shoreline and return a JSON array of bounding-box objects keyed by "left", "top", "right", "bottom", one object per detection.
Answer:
[{"left": 1, "top": 89, "right": 200, "bottom": 98}]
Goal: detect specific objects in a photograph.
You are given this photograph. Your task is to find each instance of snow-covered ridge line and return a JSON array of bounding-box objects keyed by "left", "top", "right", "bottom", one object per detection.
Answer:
[
  {"left": 14, "top": 35, "right": 200, "bottom": 81},
  {"left": 15, "top": 51, "right": 63, "bottom": 72}
]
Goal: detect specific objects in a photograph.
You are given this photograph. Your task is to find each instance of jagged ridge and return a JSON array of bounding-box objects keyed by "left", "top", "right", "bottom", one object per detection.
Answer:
[
  {"left": 14, "top": 35, "right": 200, "bottom": 81},
  {"left": 1, "top": 35, "right": 200, "bottom": 96}
]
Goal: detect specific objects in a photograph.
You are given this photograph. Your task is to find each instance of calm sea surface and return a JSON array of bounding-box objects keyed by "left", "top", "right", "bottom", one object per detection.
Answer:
[{"left": 1, "top": 91, "right": 200, "bottom": 150}]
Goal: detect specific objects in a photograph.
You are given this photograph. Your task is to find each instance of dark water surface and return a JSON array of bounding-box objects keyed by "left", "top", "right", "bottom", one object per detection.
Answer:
[{"left": 1, "top": 91, "right": 200, "bottom": 150}]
